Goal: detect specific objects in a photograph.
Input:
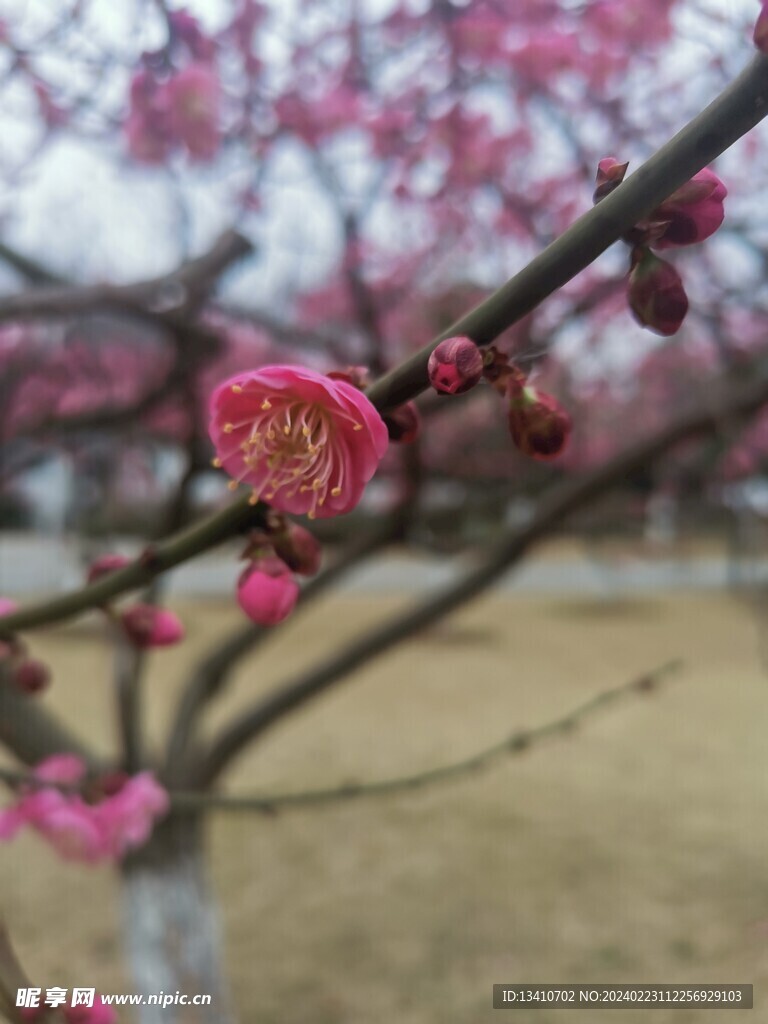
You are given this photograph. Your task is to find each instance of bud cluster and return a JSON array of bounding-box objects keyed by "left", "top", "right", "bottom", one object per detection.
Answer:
[
  {"left": 425, "top": 336, "right": 572, "bottom": 460},
  {"left": 594, "top": 158, "right": 727, "bottom": 336}
]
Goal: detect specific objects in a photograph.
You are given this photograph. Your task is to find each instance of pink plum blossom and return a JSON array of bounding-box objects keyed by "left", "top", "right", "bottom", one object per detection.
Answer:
[
  {"left": 166, "top": 63, "right": 222, "bottom": 161},
  {"left": 209, "top": 365, "right": 389, "bottom": 520},
  {"left": 125, "top": 69, "right": 172, "bottom": 165},
  {"left": 237, "top": 557, "right": 300, "bottom": 625},
  {"left": 0, "top": 756, "right": 169, "bottom": 863},
  {"left": 120, "top": 604, "right": 185, "bottom": 648}
]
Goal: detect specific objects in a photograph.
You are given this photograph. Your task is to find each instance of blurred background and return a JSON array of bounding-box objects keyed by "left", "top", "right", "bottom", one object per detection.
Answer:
[{"left": 2, "top": 0, "right": 768, "bottom": 1021}]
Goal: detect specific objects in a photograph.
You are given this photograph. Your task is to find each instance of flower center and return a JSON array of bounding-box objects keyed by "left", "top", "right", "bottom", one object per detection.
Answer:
[{"left": 215, "top": 385, "right": 364, "bottom": 518}]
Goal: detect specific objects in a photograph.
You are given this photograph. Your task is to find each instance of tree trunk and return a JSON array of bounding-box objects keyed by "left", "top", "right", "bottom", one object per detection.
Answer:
[{"left": 119, "top": 811, "right": 235, "bottom": 1024}]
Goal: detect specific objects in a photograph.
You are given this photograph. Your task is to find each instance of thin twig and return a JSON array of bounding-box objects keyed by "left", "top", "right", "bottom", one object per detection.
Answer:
[{"left": 171, "top": 660, "right": 681, "bottom": 812}]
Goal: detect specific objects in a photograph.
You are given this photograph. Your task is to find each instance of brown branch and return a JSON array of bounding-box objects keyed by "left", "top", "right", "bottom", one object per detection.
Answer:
[
  {"left": 0, "top": 229, "right": 253, "bottom": 324},
  {"left": 0, "top": 670, "right": 98, "bottom": 770},
  {"left": 196, "top": 363, "right": 768, "bottom": 785}
]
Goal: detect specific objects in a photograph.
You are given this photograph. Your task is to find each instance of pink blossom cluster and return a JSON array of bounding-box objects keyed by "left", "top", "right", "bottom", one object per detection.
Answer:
[
  {"left": 595, "top": 159, "right": 727, "bottom": 336},
  {"left": 125, "top": 10, "right": 221, "bottom": 164},
  {"left": 126, "top": 62, "right": 221, "bottom": 164},
  {"left": 0, "top": 755, "right": 169, "bottom": 863},
  {"left": 209, "top": 364, "right": 390, "bottom": 624}
]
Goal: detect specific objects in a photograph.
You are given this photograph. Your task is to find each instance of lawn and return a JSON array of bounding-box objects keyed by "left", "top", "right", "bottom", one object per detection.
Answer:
[{"left": 2, "top": 575, "right": 768, "bottom": 1023}]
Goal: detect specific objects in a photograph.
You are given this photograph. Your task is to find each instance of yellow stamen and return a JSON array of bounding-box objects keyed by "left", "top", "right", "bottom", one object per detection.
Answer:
[
  {"left": 261, "top": 399, "right": 272, "bottom": 411},
  {"left": 308, "top": 511, "right": 316, "bottom": 520},
  {"left": 227, "top": 481, "right": 238, "bottom": 491},
  {"left": 211, "top": 457, "right": 222, "bottom": 468},
  {"left": 223, "top": 423, "right": 234, "bottom": 434},
  {"left": 353, "top": 424, "right": 363, "bottom": 431},
  {"left": 331, "top": 486, "right": 342, "bottom": 496},
  {"left": 231, "top": 384, "right": 243, "bottom": 394}
]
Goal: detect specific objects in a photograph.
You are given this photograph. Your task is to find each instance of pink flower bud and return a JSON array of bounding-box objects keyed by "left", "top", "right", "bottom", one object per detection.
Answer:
[
  {"left": 272, "top": 522, "right": 322, "bottom": 577},
  {"left": 383, "top": 402, "right": 421, "bottom": 443},
  {"left": 593, "top": 156, "right": 629, "bottom": 203},
  {"left": 428, "top": 336, "right": 484, "bottom": 395},
  {"left": 120, "top": 605, "right": 185, "bottom": 648},
  {"left": 12, "top": 658, "right": 51, "bottom": 695},
  {"left": 508, "top": 387, "right": 572, "bottom": 460},
  {"left": 651, "top": 168, "right": 727, "bottom": 249},
  {"left": 237, "top": 557, "right": 300, "bottom": 626},
  {"left": 87, "top": 553, "right": 131, "bottom": 584},
  {"left": 754, "top": 2, "right": 768, "bottom": 53},
  {"left": 628, "top": 249, "right": 689, "bottom": 336}
]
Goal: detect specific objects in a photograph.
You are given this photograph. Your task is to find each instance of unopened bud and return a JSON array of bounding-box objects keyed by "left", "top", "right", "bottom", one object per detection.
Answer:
[
  {"left": 428, "top": 336, "right": 483, "bottom": 395},
  {"left": 627, "top": 249, "right": 688, "bottom": 336},
  {"left": 272, "top": 521, "right": 322, "bottom": 577},
  {"left": 237, "top": 556, "right": 299, "bottom": 626},
  {"left": 508, "top": 386, "right": 572, "bottom": 460},
  {"left": 383, "top": 402, "right": 420, "bottom": 443},
  {"left": 121, "top": 604, "right": 185, "bottom": 648},
  {"left": 12, "top": 657, "right": 51, "bottom": 694},
  {"left": 593, "top": 156, "right": 629, "bottom": 203}
]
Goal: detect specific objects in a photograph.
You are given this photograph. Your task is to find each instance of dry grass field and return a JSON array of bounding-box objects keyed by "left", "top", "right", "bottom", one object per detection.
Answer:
[{"left": 3, "top": 554, "right": 768, "bottom": 1023}]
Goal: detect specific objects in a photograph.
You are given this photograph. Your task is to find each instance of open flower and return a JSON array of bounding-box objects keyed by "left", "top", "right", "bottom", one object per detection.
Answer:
[{"left": 209, "top": 365, "right": 389, "bottom": 519}]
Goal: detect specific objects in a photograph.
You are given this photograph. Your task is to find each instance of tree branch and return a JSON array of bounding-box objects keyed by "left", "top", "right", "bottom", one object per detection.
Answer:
[
  {"left": 196, "top": 364, "right": 768, "bottom": 785},
  {"left": 1, "top": 54, "right": 767, "bottom": 634},
  {"left": 0, "top": 229, "right": 253, "bottom": 324},
  {"left": 171, "top": 661, "right": 681, "bottom": 812}
]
